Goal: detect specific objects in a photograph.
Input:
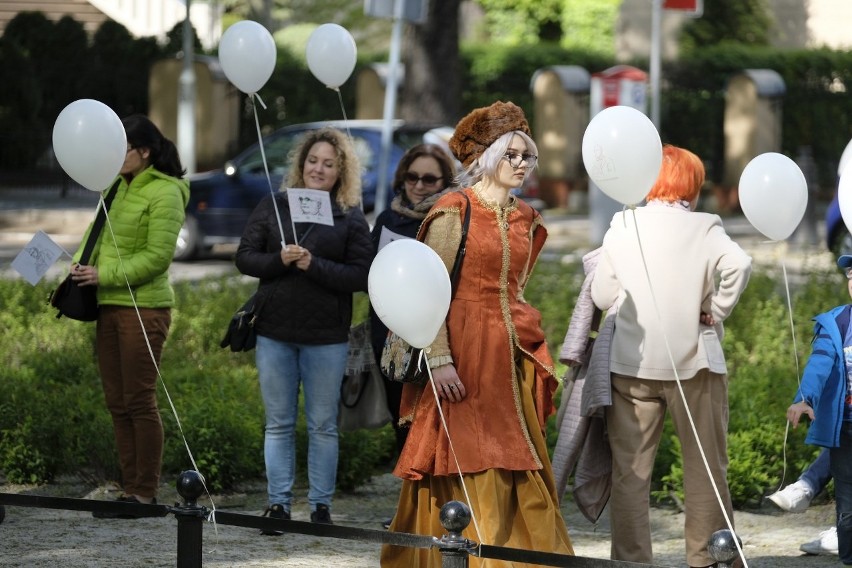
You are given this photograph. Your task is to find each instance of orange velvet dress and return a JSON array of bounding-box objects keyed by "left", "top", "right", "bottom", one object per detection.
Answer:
[{"left": 380, "top": 186, "right": 574, "bottom": 567}]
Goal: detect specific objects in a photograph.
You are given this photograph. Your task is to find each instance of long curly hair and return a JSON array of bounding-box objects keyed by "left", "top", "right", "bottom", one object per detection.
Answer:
[{"left": 284, "top": 127, "right": 362, "bottom": 210}]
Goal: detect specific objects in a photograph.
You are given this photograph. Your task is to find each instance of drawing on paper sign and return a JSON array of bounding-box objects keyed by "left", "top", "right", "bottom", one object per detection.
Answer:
[
  {"left": 298, "top": 196, "right": 323, "bottom": 216},
  {"left": 10, "top": 230, "right": 68, "bottom": 285},
  {"left": 287, "top": 188, "right": 334, "bottom": 226}
]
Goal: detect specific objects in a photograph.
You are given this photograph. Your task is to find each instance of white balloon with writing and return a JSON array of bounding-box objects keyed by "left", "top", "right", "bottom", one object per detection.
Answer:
[
  {"left": 581, "top": 105, "right": 663, "bottom": 206},
  {"left": 368, "top": 239, "right": 451, "bottom": 349},
  {"left": 52, "top": 99, "right": 126, "bottom": 192},
  {"left": 739, "top": 152, "right": 808, "bottom": 241}
]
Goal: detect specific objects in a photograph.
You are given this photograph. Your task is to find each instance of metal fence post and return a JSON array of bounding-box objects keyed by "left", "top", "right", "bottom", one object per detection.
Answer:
[
  {"left": 708, "top": 529, "right": 742, "bottom": 568},
  {"left": 438, "top": 500, "right": 474, "bottom": 568},
  {"left": 174, "top": 470, "right": 207, "bottom": 568}
]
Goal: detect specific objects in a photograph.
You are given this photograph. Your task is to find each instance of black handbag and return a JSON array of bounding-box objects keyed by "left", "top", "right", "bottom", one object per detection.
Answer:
[
  {"left": 380, "top": 192, "right": 471, "bottom": 384},
  {"left": 221, "top": 224, "right": 316, "bottom": 352},
  {"left": 49, "top": 180, "right": 119, "bottom": 321},
  {"left": 220, "top": 292, "right": 264, "bottom": 352}
]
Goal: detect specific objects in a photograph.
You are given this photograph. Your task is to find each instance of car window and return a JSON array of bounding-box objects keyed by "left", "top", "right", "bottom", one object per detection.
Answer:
[{"left": 238, "top": 132, "right": 299, "bottom": 177}]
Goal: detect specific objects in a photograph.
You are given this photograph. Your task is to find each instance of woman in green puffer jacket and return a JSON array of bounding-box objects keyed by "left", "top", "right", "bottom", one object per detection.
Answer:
[{"left": 70, "top": 114, "right": 189, "bottom": 512}]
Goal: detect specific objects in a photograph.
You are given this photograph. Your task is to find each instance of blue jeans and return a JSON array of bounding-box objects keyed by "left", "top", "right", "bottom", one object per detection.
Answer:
[
  {"left": 800, "top": 447, "right": 832, "bottom": 495},
  {"left": 832, "top": 421, "right": 852, "bottom": 565},
  {"left": 256, "top": 335, "right": 348, "bottom": 512}
]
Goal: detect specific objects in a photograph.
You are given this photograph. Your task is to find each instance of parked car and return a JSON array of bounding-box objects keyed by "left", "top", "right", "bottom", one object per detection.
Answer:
[{"left": 175, "top": 120, "right": 452, "bottom": 260}]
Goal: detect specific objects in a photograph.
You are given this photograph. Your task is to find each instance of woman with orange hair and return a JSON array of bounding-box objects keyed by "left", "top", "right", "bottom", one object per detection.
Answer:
[{"left": 591, "top": 144, "right": 752, "bottom": 568}]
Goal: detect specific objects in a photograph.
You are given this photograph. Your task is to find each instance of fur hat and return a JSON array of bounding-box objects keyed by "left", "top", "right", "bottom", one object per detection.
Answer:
[{"left": 448, "top": 101, "right": 531, "bottom": 167}]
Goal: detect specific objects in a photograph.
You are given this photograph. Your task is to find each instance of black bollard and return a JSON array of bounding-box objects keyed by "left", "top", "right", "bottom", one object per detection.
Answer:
[
  {"left": 0, "top": 504, "right": 5, "bottom": 524},
  {"left": 438, "top": 500, "right": 474, "bottom": 568},
  {"left": 708, "top": 529, "right": 743, "bottom": 567},
  {"left": 174, "top": 470, "right": 208, "bottom": 568}
]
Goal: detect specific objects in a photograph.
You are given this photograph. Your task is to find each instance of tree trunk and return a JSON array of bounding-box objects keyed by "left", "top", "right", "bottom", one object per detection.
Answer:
[{"left": 398, "top": 0, "right": 462, "bottom": 125}]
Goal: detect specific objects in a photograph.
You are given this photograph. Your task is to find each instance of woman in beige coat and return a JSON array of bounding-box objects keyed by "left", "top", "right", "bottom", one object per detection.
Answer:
[{"left": 591, "top": 144, "right": 751, "bottom": 568}]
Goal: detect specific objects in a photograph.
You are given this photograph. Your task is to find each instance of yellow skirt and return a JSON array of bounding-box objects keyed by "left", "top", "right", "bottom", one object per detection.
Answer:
[{"left": 381, "top": 359, "right": 574, "bottom": 567}]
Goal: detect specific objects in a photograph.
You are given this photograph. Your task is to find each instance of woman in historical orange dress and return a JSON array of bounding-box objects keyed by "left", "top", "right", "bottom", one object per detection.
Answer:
[{"left": 380, "top": 101, "right": 573, "bottom": 567}]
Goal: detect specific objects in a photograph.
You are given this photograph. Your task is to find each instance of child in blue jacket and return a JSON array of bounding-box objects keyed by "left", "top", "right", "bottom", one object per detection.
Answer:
[{"left": 787, "top": 254, "right": 852, "bottom": 565}]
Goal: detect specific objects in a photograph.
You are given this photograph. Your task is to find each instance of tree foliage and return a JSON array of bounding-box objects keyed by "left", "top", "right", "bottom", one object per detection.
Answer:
[
  {"left": 680, "top": 0, "right": 772, "bottom": 52},
  {"left": 0, "top": 12, "right": 165, "bottom": 169},
  {"left": 560, "top": 0, "right": 618, "bottom": 55},
  {"left": 475, "top": 0, "right": 564, "bottom": 44}
]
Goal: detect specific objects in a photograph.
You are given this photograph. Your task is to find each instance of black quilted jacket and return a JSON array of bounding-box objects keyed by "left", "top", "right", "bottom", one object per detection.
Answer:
[{"left": 235, "top": 192, "right": 373, "bottom": 344}]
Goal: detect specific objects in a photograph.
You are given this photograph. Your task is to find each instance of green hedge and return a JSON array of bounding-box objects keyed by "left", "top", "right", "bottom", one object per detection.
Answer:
[{"left": 0, "top": 261, "right": 845, "bottom": 507}]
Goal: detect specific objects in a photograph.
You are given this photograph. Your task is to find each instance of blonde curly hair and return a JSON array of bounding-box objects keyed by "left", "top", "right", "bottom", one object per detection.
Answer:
[{"left": 284, "top": 127, "right": 362, "bottom": 210}]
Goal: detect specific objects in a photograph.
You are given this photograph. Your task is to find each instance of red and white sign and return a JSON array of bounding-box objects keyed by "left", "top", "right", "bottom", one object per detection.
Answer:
[
  {"left": 591, "top": 65, "right": 648, "bottom": 115},
  {"left": 663, "top": 0, "right": 703, "bottom": 16}
]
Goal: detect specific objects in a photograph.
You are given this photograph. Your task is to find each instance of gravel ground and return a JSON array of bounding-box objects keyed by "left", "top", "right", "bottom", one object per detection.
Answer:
[{"left": 0, "top": 471, "right": 842, "bottom": 568}]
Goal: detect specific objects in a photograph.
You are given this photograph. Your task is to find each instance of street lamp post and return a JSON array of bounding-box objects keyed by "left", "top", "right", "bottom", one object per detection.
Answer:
[{"left": 178, "top": 0, "right": 197, "bottom": 174}]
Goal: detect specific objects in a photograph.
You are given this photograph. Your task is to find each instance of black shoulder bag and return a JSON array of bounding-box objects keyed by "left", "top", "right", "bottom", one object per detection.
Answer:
[
  {"left": 380, "top": 192, "right": 472, "bottom": 384},
  {"left": 49, "top": 180, "right": 120, "bottom": 321},
  {"left": 221, "top": 224, "right": 317, "bottom": 352}
]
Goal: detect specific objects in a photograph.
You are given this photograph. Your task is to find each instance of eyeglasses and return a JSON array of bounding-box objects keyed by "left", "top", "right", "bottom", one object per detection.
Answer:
[
  {"left": 502, "top": 152, "right": 537, "bottom": 169},
  {"left": 404, "top": 172, "right": 443, "bottom": 187}
]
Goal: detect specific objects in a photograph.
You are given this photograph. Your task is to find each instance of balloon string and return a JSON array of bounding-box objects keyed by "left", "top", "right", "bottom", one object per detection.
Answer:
[
  {"left": 333, "top": 88, "right": 363, "bottom": 211},
  {"left": 421, "top": 351, "right": 484, "bottom": 547},
  {"left": 99, "top": 199, "right": 221, "bottom": 550},
  {"left": 628, "top": 209, "right": 749, "bottom": 567},
  {"left": 335, "top": 88, "right": 350, "bottom": 127},
  {"left": 251, "top": 93, "right": 286, "bottom": 246},
  {"left": 773, "top": 256, "right": 802, "bottom": 493}
]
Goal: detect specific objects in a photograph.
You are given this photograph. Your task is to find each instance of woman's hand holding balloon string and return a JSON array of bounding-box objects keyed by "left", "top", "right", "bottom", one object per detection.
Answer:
[
  {"left": 432, "top": 364, "right": 466, "bottom": 402},
  {"left": 280, "top": 244, "right": 305, "bottom": 267}
]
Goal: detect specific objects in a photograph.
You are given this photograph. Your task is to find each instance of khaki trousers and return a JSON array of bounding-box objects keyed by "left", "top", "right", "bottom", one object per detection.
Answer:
[
  {"left": 606, "top": 371, "right": 733, "bottom": 568},
  {"left": 96, "top": 306, "right": 170, "bottom": 499}
]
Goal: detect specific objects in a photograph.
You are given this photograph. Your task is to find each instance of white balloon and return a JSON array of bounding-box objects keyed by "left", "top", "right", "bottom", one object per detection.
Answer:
[
  {"left": 368, "top": 239, "right": 451, "bottom": 349},
  {"left": 839, "top": 137, "right": 852, "bottom": 177},
  {"left": 305, "top": 23, "right": 357, "bottom": 89},
  {"left": 218, "top": 21, "right": 276, "bottom": 94},
  {"left": 581, "top": 106, "right": 663, "bottom": 206},
  {"left": 52, "top": 99, "right": 126, "bottom": 192},
  {"left": 738, "top": 152, "right": 808, "bottom": 241}
]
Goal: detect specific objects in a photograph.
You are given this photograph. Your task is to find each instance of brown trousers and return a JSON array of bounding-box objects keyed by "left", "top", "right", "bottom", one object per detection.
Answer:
[
  {"left": 606, "top": 370, "right": 734, "bottom": 568},
  {"left": 96, "top": 306, "right": 171, "bottom": 499}
]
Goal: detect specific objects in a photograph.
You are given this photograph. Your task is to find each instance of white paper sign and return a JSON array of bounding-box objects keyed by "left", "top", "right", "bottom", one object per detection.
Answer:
[
  {"left": 286, "top": 188, "right": 334, "bottom": 226},
  {"left": 11, "top": 230, "right": 69, "bottom": 285},
  {"left": 377, "top": 226, "right": 411, "bottom": 251}
]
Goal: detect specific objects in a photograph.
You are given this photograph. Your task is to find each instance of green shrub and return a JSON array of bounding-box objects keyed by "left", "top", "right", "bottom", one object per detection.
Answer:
[{"left": 0, "top": 263, "right": 845, "bottom": 506}]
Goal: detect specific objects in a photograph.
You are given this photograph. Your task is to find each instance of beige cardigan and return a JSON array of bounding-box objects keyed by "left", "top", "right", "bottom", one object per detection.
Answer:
[{"left": 591, "top": 204, "right": 751, "bottom": 381}]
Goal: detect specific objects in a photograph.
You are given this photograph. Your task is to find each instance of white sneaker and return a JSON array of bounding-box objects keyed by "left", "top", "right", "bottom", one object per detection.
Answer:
[
  {"left": 799, "top": 527, "right": 839, "bottom": 556},
  {"left": 767, "top": 480, "right": 813, "bottom": 513}
]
